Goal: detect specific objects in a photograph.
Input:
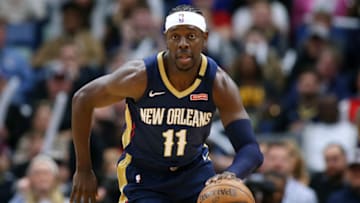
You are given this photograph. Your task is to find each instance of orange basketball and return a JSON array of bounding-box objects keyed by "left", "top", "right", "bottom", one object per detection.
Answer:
[{"left": 197, "top": 179, "right": 255, "bottom": 203}]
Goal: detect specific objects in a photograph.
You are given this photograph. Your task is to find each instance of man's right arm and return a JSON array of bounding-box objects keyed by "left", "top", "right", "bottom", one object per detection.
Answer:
[{"left": 70, "top": 60, "right": 147, "bottom": 203}]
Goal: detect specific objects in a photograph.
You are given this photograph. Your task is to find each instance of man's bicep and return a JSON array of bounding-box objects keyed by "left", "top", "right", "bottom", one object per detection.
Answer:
[
  {"left": 105, "top": 60, "right": 147, "bottom": 100},
  {"left": 73, "top": 75, "right": 124, "bottom": 108},
  {"left": 213, "top": 69, "right": 249, "bottom": 127},
  {"left": 76, "top": 60, "right": 146, "bottom": 107}
]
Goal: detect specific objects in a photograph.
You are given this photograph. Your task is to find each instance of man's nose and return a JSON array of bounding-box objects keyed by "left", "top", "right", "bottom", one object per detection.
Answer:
[{"left": 178, "top": 37, "right": 189, "bottom": 49}]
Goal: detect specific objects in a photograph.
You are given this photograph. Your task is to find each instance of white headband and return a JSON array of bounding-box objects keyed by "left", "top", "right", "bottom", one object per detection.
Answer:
[{"left": 165, "top": 11, "right": 207, "bottom": 32}]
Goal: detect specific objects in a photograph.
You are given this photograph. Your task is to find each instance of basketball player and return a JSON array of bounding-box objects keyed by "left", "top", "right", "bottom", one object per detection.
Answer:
[{"left": 70, "top": 5, "right": 263, "bottom": 203}]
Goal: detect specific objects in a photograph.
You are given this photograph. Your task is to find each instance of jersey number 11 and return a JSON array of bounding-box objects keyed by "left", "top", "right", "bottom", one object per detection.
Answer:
[{"left": 162, "top": 129, "right": 187, "bottom": 157}]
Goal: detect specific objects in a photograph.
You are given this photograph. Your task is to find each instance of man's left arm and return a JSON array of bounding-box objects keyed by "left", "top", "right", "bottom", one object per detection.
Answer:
[{"left": 212, "top": 68, "right": 263, "bottom": 179}]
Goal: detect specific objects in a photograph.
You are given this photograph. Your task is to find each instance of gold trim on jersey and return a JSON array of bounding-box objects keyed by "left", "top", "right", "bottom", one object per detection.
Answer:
[
  {"left": 117, "top": 153, "right": 132, "bottom": 203},
  {"left": 157, "top": 51, "right": 208, "bottom": 99},
  {"left": 122, "top": 104, "right": 132, "bottom": 148}
]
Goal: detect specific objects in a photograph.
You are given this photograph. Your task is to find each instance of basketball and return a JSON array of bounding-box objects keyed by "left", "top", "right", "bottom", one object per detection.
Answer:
[{"left": 197, "top": 179, "right": 255, "bottom": 203}]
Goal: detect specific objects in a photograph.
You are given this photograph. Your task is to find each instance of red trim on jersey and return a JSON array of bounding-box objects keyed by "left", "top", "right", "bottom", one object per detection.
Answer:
[{"left": 190, "top": 93, "right": 208, "bottom": 101}]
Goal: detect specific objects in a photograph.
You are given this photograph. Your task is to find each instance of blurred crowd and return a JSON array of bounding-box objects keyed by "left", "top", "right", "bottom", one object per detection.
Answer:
[{"left": 0, "top": 0, "right": 359, "bottom": 202}]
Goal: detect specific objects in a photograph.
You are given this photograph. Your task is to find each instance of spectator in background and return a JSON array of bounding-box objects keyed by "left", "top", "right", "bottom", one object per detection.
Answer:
[
  {"left": 266, "top": 140, "right": 318, "bottom": 203},
  {"left": 291, "top": 0, "right": 349, "bottom": 32},
  {"left": 278, "top": 70, "right": 321, "bottom": 132},
  {"left": 0, "top": 17, "right": 34, "bottom": 152},
  {"left": 11, "top": 101, "right": 52, "bottom": 178},
  {"left": 92, "top": 105, "right": 124, "bottom": 149},
  {"left": 242, "top": 27, "right": 285, "bottom": 94},
  {"left": 302, "top": 95, "right": 357, "bottom": 172},
  {"left": 0, "top": 144, "right": 16, "bottom": 202},
  {"left": 104, "top": 0, "right": 164, "bottom": 57},
  {"left": 229, "top": 52, "right": 277, "bottom": 132},
  {"left": 0, "top": 0, "right": 46, "bottom": 24},
  {"left": 119, "top": 0, "right": 165, "bottom": 60},
  {"left": 232, "top": 0, "right": 288, "bottom": 56},
  {"left": 232, "top": 0, "right": 289, "bottom": 44},
  {"left": 97, "top": 148, "right": 122, "bottom": 203},
  {"left": 315, "top": 45, "right": 350, "bottom": 100},
  {"left": 246, "top": 171, "right": 287, "bottom": 203},
  {"left": 327, "top": 148, "right": 360, "bottom": 203},
  {"left": 264, "top": 171, "right": 287, "bottom": 203},
  {"left": 0, "top": 17, "right": 34, "bottom": 105},
  {"left": 9, "top": 154, "right": 67, "bottom": 203},
  {"left": 310, "top": 144, "right": 347, "bottom": 203},
  {"left": 286, "top": 140, "right": 310, "bottom": 185},
  {"left": 289, "top": 27, "right": 330, "bottom": 84},
  {"left": 31, "top": 40, "right": 102, "bottom": 130},
  {"left": 32, "top": 2, "right": 105, "bottom": 69},
  {"left": 189, "top": 0, "right": 235, "bottom": 69},
  {"left": 57, "top": 160, "right": 72, "bottom": 198},
  {"left": 294, "top": 9, "right": 346, "bottom": 48}
]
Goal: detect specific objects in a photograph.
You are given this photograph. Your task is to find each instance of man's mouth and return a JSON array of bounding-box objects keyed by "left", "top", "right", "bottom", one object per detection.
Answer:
[{"left": 176, "top": 54, "right": 192, "bottom": 64}]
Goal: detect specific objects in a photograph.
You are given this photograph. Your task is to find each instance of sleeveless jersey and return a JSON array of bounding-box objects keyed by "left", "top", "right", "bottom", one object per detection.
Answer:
[{"left": 123, "top": 51, "right": 218, "bottom": 168}]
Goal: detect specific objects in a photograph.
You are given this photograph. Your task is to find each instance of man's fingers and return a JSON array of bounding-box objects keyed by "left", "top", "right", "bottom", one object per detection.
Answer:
[
  {"left": 75, "top": 190, "right": 82, "bottom": 203},
  {"left": 206, "top": 172, "right": 238, "bottom": 186},
  {"left": 70, "top": 188, "right": 80, "bottom": 203},
  {"left": 70, "top": 190, "right": 75, "bottom": 203},
  {"left": 70, "top": 191, "right": 97, "bottom": 203},
  {"left": 84, "top": 194, "right": 90, "bottom": 203},
  {"left": 91, "top": 193, "right": 96, "bottom": 203},
  {"left": 84, "top": 191, "right": 97, "bottom": 203},
  {"left": 205, "top": 175, "right": 219, "bottom": 185}
]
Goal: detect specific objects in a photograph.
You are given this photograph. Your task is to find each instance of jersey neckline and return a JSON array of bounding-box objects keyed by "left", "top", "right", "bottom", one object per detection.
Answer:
[{"left": 156, "top": 51, "right": 208, "bottom": 99}]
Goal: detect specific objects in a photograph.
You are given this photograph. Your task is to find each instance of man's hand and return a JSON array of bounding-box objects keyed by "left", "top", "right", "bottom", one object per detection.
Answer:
[
  {"left": 205, "top": 171, "right": 240, "bottom": 186},
  {"left": 70, "top": 169, "right": 98, "bottom": 203}
]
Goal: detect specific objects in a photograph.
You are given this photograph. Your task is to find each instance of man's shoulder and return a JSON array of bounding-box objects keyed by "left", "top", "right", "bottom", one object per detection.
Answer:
[
  {"left": 203, "top": 54, "right": 221, "bottom": 70},
  {"left": 142, "top": 52, "right": 162, "bottom": 68}
]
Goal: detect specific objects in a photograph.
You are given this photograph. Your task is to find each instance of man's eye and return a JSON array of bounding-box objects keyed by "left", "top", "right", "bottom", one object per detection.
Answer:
[
  {"left": 171, "top": 35, "right": 179, "bottom": 40},
  {"left": 188, "top": 34, "right": 196, "bottom": 40}
]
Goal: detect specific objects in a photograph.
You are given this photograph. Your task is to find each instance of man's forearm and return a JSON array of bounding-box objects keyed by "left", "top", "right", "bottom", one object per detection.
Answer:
[
  {"left": 72, "top": 92, "right": 95, "bottom": 170},
  {"left": 224, "top": 119, "right": 264, "bottom": 178},
  {"left": 227, "top": 143, "right": 263, "bottom": 178}
]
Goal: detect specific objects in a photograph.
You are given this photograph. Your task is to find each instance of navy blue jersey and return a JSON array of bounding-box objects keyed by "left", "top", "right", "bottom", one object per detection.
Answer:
[{"left": 122, "top": 51, "right": 218, "bottom": 168}]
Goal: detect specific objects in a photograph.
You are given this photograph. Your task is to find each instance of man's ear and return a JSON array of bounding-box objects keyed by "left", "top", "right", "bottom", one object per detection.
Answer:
[
  {"left": 203, "top": 31, "right": 209, "bottom": 41},
  {"left": 163, "top": 32, "right": 168, "bottom": 49},
  {"left": 203, "top": 31, "right": 209, "bottom": 47}
]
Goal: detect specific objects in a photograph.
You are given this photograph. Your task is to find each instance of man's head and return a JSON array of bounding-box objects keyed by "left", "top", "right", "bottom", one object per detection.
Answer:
[
  {"left": 129, "top": 2, "right": 155, "bottom": 41},
  {"left": 266, "top": 140, "right": 293, "bottom": 177},
  {"left": 27, "top": 154, "right": 59, "bottom": 196},
  {"left": 62, "top": 2, "right": 84, "bottom": 35},
  {"left": 59, "top": 40, "right": 82, "bottom": 72},
  {"left": 297, "top": 70, "right": 320, "bottom": 99},
  {"left": 323, "top": 143, "right": 347, "bottom": 178},
  {"left": 251, "top": 0, "right": 273, "bottom": 31},
  {"left": 164, "top": 5, "right": 208, "bottom": 71},
  {"left": 316, "top": 45, "right": 342, "bottom": 80}
]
